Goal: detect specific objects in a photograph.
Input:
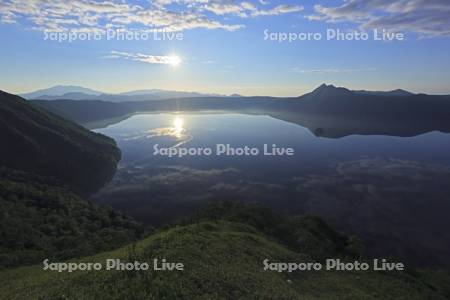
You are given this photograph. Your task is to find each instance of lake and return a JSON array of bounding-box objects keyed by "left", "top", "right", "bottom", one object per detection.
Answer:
[{"left": 92, "top": 112, "right": 450, "bottom": 268}]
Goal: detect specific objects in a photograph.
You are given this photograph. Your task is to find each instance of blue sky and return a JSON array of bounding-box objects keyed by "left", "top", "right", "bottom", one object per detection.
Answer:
[{"left": 1, "top": 0, "right": 449, "bottom": 96}]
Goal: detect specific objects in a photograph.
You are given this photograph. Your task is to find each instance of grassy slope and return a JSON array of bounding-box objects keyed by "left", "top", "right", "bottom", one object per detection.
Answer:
[{"left": 1, "top": 221, "right": 448, "bottom": 300}]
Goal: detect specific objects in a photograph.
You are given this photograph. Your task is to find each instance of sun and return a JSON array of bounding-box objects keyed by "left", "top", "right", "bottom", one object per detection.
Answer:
[{"left": 168, "top": 55, "right": 181, "bottom": 66}]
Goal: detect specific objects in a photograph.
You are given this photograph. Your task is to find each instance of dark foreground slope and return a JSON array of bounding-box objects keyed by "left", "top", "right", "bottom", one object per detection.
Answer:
[
  {"left": 0, "top": 91, "right": 121, "bottom": 195},
  {"left": 0, "top": 91, "right": 144, "bottom": 268},
  {"left": 1, "top": 203, "right": 449, "bottom": 299}
]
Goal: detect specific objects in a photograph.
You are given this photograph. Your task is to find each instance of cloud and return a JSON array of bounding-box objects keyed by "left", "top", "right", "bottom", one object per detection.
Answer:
[
  {"left": 105, "top": 50, "right": 179, "bottom": 65},
  {"left": 203, "top": 3, "right": 250, "bottom": 17},
  {"left": 252, "top": 4, "right": 304, "bottom": 17},
  {"left": 308, "top": 0, "right": 450, "bottom": 37},
  {"left": 202, "top": 2, "right": 303, "bottom": 18},
  {"left": 293, "top": 67, "right": 376, "bottom": 74},
  {"left": 0, "top": 0, "right": 304, "bottom": 33}
]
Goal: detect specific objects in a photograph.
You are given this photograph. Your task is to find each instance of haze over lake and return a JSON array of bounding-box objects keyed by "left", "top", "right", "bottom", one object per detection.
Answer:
[{"left": 92, "top": 112, "right": 450, "bottom": 269}]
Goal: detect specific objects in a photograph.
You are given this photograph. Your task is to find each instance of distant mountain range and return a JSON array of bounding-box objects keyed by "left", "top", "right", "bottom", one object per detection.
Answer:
[
  {"left": 20, "top": 85, "right": 102, "bottom": 99},
  {"left": 30, "top": 84, "right": 450, "bottom": 138},
  {"left": 309, "top": 84, "right": 416, "bottom": 98},
  {"left": 353, "top": 88, "right": 414, "bottom": 97},
  {"left": 21, "top": 84, "right": 425, "bottom": 102},
  {"left": 21, "top": 85, "right": 230, "bottom": 102}
]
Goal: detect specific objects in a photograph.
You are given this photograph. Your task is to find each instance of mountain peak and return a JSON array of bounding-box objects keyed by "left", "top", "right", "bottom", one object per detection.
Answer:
[
  {"left": 319, "top": 83, "right": 333, "bottom": 88},
  {"left": 314, "top": 83, "right": 335, "bottom": 91},
  {"left": 20, "top": 85, "right": 102, "bottom": 99},
  {"left": 390, "top": 89, "right": 414, "bottom": 96},
  {"left": 309, "top": 84, "right": 350, "bottom": 97}
]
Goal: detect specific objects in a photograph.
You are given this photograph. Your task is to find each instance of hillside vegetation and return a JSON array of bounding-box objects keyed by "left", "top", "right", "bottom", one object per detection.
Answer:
[
  {"left": 0, "top": 91, "right": 144, "bottom": 269},
  {"left": 0, "top": 168, "right": 145, "bottom": 269},
  {"left": 0, "top": 91, "right": 121, "bottom": 195},
  {"left": 1, "top": 202, "right": 449, "bottom": 299}
]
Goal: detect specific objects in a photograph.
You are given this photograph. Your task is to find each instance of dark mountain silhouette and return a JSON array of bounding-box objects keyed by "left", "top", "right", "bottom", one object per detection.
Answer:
[
  {"left": 32, "top": 84, "right": 450, "bottom": 137},
  {"left": 273, "top": 84, "right": 450, "bottom": 117},
  {"left": 305, "top": 84, "right": 414, "bottom": 98},
  {"left": 266, "top": 84, "right": 450, "bottom": 137},
  {"left": 32, "top": 99, "right": 134, "bottom": 124},
  {"left": 305, "top": 83, "right": 352, "bottom": 98},
  {"left": 353, "top": 88, "right": 414, "bottom": 97},
  {"left": 0, "top": 91, "right": 121, "bottom": 195}
]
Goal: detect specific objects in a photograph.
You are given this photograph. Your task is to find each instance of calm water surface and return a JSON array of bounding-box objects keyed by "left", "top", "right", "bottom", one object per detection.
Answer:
[{"left": 93, "top": 113, "right": 450, "bottom": 268}]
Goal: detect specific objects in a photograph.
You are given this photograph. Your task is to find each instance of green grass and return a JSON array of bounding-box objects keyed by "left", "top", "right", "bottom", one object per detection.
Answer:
[
  {"left": 0, "top": 168, "right": 144, "bottom": 269},
  {"left": 1, "top": 221, "right": 448, "bottom": 300}
]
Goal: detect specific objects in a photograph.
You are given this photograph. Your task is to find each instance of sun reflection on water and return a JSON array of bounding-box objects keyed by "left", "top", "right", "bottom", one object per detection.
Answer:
[
  {"left": 122, "top": 115, "right": 190, "bottom": 147},
  {"left": 172, "top": 116, "right": 184, "bottom": 138}
]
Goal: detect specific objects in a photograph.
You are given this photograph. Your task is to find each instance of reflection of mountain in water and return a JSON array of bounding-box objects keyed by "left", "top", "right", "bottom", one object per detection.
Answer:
[
  {"left": 266, "top": 84, "right": 450, "bottom": 138},
  {"left": 32, "top": 84, "right": 450, "bottom": 138},
  {"left": 266, "top": 111, "right": 447, "bottom": 138}
]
